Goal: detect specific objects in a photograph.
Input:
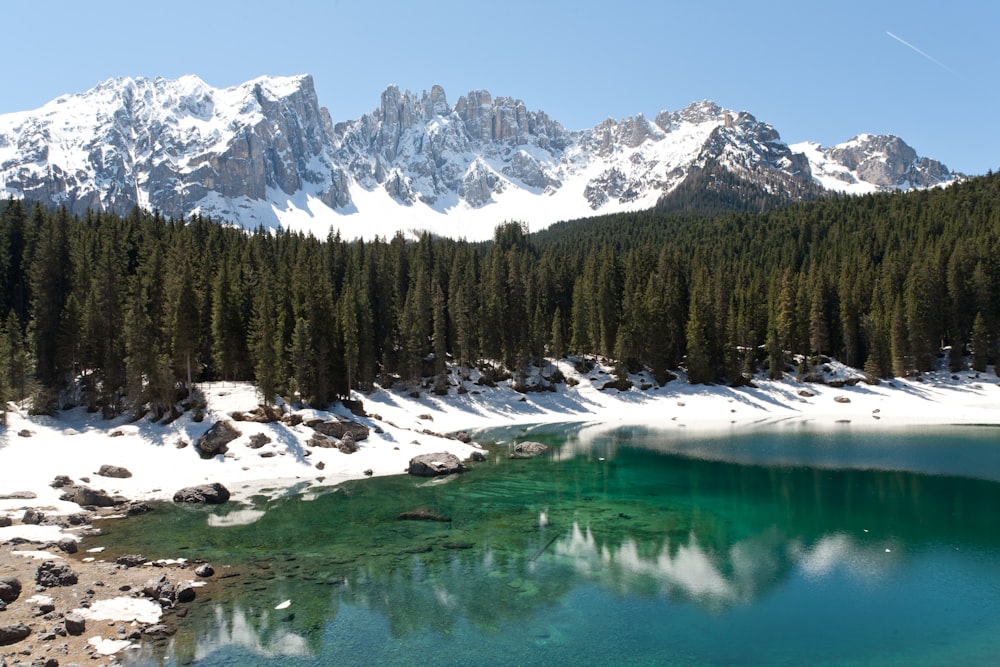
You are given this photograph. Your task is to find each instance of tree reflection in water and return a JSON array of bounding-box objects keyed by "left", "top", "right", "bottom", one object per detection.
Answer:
[{"left": 103, "top": 424, "right": 1000, "bottom": 666}]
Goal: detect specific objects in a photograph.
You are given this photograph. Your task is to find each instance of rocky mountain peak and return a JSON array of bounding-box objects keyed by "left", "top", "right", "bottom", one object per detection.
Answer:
[
  {"left": 796, "top": 133, "right": 958, "bottom": 192},
  {"left": 0, "top": 76, "right": 966, "bottom": 240},
  {"left": 671, "top": 100, "right": 726, "bottom": 126},
  {"left": 424, "top": 85, "right": 450, "bottom": 117}
]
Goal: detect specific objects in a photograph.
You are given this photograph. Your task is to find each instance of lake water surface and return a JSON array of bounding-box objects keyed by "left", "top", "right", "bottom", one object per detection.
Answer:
[{"left": 95, "top": 423, "right": 1000, "bottom": 666}]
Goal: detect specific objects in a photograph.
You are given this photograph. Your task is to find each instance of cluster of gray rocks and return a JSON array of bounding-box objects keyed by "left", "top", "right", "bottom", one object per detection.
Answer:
[
  {"left": 0, "top": 553, "right": 215, "bottom": 665},
  {"left": 0, "top": 411, "right": 545, "bottom": 665}
]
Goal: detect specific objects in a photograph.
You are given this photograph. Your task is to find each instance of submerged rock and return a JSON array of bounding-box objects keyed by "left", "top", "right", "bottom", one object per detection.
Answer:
[
  {"left": 510, "top": 441, "right": 548, "bottom": 459},
  {"left": 397, "top": 508, "right": 452, "bottom": 522}
]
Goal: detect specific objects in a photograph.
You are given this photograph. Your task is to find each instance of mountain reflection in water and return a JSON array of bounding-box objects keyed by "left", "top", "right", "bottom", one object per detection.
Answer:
[{"left": 100, "top": 424, "right": 1000, "bottom": 666}]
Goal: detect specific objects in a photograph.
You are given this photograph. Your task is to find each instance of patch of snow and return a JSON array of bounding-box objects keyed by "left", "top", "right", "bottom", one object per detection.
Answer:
[
  {"left": 76, "top": 596, "right": 163, "bottom": 624},
  {"left": 88, "top": 636, "right": 134, "bottom": 656},
  {"left": 11, "top": 549, "right": 63, "bottom": 560},
  {"left": 0, "top": 523, "right": 76, "bottom": 544}
]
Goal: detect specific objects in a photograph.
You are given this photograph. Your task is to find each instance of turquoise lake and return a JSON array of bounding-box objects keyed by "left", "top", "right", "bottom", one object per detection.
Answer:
[{"left": 93, "top": 423, "right": 1000, "bottom": 666}]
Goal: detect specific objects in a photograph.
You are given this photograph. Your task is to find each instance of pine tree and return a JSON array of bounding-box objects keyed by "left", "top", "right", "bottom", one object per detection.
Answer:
[
  {"left": 341, "top": 285, "right": 360, "bottom": 394},
  {"left": 775, "top": 269, "right": 799, "bottom": 358},
  {"left": 211, "top": 259, "right": 248, "bottom": 380},
  {"left": 289, "top": 316, "right": 314, "bottom": 405},
  {"left": 250, "top": 275, "right": 280, "bottom": 406},
  {"left": 29, "top": 206, "right": 72, "bottom": 391},
  {"left": 172, "top": 265, "right": 201, "bottom": 392},
  {"left": 4, "top": 312, "right": 31, "bottom": 406},
  {"left": 128, "top": 234, "right": 171, "bottom": 400},
  {"left": 431, "top": 281, "right": 448, "bottom": 378},
  {"left": 971, "top": 311, "right": 989, "bottom": 372},
  {"left": 569, "top": 278, "right": 592, "bottom": 354},
  {"left": 766, "top": 322, "right": 784, "bottom": 380},
  {"left": 904, "top": 259, "right": 943, "bottom": 373},
  {"left": 808, "top": 270, "right": 830, "bottom": 358},
  {"left": 890, "top": 299, "right": 909, "bottom": 377},
  {"left": 0, "top": 324, "right": 9, "bottom": 424},
  {"left": 685, "top": 270, "right": 716, "bottom": 384},
  {"left": 550, "top": 307, "right": 565, "bottom": 360},
  {"left": 0, "top": 199, "right": 30, "bottom": 323}
]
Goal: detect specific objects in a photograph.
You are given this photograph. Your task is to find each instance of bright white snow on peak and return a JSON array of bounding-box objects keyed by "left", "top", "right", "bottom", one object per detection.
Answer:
[
  {"left": 791, "top": 133, "right": 960, "bottom": 194},
  {"left": 0, "top": 76, "right": 965, "bottom": 242}
]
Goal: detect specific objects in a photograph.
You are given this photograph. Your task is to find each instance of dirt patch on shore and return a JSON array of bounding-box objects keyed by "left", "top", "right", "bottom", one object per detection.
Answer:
[{"left": 0, "top": 521, "right": 222, "bottom": 666}]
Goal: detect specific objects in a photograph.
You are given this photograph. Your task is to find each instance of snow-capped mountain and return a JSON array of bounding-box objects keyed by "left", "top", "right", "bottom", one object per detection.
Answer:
[
  {"left": 791, "top": 135, "right": 958, "bottom": 195},
  {"left": 0, "top": 75, "right": 963, "bottom": 240}
]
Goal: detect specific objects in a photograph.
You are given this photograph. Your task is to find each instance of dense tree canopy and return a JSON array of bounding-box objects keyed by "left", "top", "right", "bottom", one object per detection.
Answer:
[{"left": 1, "top": 170, "right": 999, "bottom": 417}]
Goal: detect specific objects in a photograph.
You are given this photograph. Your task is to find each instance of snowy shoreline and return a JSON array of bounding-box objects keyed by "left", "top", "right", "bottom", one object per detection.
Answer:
[
  {"left": 1, "top": 357, "right": 998, "bottom": 662},
  {"left": 2, "top": 357, "right": 1000, "bottom": 538}
]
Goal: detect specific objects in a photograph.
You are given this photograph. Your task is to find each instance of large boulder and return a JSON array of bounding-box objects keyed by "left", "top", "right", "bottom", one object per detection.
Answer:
[
  {"left": 338, "top": 434, "right": 359, "bottom": 454},
  {"left": 50, "top": 475, "right": 73, "bottom": 488},
  {"left": 116, "top": 554, "right": 147, "bottom": 568},
  {"left": 21, "top": 509, "right": 43, "bottom": 525},
  {"left": 0, "top": 491, "right": 36, "bottom": 500},
  {"left": 173, "top": 482, "right": 231, "bottom": 504},
  {"left": 510, "top": 441, "right": 548, "bottom": 459},
  {"left": 0, "top": 622, "right": 31, "bottom": 646},
  {"left": 307, "top": 433, "right": 337, "bottom": 448},
  {"left": 59, "top": 484, "right": 118, "bottom": 508},
  {"left": 247, "top": 433, "right": 271, "bottom": 449},
  {"left": 0, "top": 576, "right": 21, "bottom": 603},
  {"left": 35, "top": 561, "right": 78, "bottom": 588},
  {"left": 195, "top": 421, "right": 241, "bottom": 459},
  {"left": 63, "top": 612, "right": 86, "bottom": 636},
  {"left": 96, "top": 464, "right": 132, "bottom": 478},
  {"left": 143, "top": 574, "right": 176, "bottom": 605},
  {"left": 175, "top": 581, "right": 196, "bottom": 603},
  {"left": 408, "top": 452, "right": 467, "bottom": 477},
  {"left": 312, "top": 420, "right": 370, "bottom": 441}
]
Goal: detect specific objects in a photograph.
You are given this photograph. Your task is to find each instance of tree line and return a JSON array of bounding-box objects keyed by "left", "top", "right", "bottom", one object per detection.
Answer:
[{"left": 1, "top": 170, "right": 998, "bottom": 418}]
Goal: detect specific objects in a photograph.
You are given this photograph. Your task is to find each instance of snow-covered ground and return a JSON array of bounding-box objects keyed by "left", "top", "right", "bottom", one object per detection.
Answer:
[{"left": 2, "top": 357, "right": 999, "bottom": 542}]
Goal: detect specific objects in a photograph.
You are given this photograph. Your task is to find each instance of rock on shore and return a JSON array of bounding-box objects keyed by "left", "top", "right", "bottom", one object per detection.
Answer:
[{"left": 408, "top": 452, "right": 467, "bottom": 476}]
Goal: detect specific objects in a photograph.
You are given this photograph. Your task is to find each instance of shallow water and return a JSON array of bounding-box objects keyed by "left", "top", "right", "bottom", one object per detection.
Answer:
[{"left": 95, "top": 423, "right": 1000, "bottom": 666}]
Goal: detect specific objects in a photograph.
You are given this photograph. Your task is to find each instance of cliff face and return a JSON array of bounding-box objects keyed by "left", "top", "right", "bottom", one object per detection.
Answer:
[
  {"left": 0, "top": 74, "right": 349, "bottom": 218},
  {"left": 0, "top": 75, "right": 964, "bottom": 239}
]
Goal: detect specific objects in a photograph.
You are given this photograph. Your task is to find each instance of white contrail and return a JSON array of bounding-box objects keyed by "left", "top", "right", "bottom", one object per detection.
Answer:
[{"left": 886, "top": 31, "right": 954, "bottom": 73}]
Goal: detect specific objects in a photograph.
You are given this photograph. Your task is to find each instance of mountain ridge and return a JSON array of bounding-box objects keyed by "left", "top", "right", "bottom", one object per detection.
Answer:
[{"left": 0, "top": 74, "right": 963, "bottom": 240}]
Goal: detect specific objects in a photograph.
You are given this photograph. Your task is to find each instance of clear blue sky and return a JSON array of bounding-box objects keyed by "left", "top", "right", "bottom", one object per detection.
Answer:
[{"left": 5, "top": 0, "right": 998, "bottom": 175}]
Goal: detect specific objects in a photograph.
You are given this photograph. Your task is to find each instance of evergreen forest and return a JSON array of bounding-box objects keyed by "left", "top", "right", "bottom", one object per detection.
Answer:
[{"left": 1, "top": 170, "right": 999, "bottom": 419}]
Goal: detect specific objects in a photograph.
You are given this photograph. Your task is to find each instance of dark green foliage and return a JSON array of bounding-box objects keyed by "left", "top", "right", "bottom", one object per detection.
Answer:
[
  {"left": 654, "top": 159, "right": 825, "bottom": 217},
  {"left": 971, "top": 312, "right": 989, "bottom": 372},
  {"left": 1, "top": 170, "right": 1000, "bottom": 414}
]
